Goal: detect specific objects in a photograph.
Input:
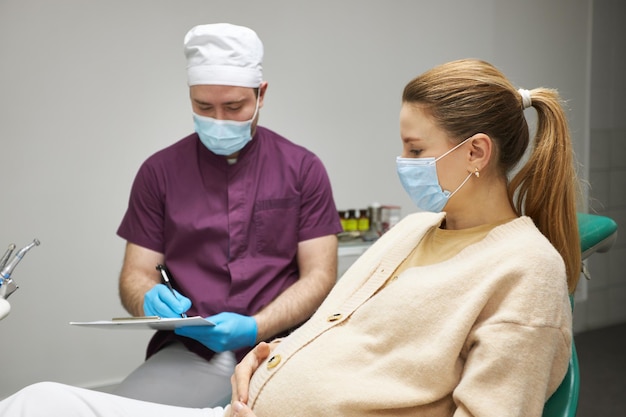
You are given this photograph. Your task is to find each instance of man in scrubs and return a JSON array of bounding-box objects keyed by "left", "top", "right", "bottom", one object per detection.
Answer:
[{"left": 113, "top": 23, "right": 342, "bottom": 408}]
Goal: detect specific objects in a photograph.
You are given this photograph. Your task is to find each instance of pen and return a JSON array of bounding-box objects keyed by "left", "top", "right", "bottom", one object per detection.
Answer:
[{"left": 156, "top": 264, "right": 187, "bottom": 318}]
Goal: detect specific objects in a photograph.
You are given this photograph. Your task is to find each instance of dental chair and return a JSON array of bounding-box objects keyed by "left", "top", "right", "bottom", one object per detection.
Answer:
[{"left": 542, "top": 213, "right": 618, "bottom": 417}]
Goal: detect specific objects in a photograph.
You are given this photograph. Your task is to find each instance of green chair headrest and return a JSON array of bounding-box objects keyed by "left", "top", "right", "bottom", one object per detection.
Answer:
[{"left": 577, "top": 213, "right": 618, "bottom": 259}]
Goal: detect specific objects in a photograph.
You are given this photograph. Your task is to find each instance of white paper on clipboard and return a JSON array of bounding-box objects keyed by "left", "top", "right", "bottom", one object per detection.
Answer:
[{"left": 69, "top": 316, "right": 214, "bottom": 330}]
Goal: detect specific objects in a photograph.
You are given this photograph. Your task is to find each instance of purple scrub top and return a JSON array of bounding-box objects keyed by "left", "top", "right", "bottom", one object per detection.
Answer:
[{"left": 117, "top": 126, "right": 342, "bottom": 361}]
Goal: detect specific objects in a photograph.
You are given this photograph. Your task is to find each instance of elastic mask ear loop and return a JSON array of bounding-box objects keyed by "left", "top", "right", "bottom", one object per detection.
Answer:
[
  {"left": 435, "top": 136, "right": 474, "bottom": 198},
  {"left": 249, "top": 86, "right": 262, "bottom": 122},
  {"left": 434, "top": 136, "right": 472, "bottom": 163},
  {"left": 447, "top": 170, "right": 474, "bottom": 199}
]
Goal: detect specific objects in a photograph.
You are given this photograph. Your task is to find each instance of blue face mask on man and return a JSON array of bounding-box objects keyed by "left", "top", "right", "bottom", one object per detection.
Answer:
[
  {"left": 193, "top": 93, "right": 261, "bottom": 156},
  {"left": 396, "top": 137, "right": 474, "bottom": 213}
]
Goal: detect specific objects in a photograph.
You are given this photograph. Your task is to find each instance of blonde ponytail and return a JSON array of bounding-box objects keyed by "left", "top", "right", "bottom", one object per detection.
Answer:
[{"left": 508, "top": 89, "right": 581, "bottom": 293}]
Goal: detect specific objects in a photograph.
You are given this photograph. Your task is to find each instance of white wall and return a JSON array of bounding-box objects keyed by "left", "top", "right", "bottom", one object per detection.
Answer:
[{"left": 0, "top": 0, "right": 591, "bottom": 397}]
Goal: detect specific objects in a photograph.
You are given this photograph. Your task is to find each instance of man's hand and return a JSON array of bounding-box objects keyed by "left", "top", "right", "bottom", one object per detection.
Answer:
[
  {"left": 143, "top": 284, "right": 191, "bottom": 317},
  {"left": 231, "top": 342, "right": 273, "bottom": 405},
  {"left": 175, "top": 312, "right": 257, "bottom": 352}
]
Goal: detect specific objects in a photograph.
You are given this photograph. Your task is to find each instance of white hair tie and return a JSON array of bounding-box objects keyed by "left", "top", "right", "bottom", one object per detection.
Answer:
[{"left": 518, "top": 88, "right": 532, "bottom": 109}]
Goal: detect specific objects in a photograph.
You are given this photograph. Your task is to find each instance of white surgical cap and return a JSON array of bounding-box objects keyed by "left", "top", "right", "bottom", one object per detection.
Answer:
[{"left": 184, "top": 23, "right": 263, "bottom": 87}]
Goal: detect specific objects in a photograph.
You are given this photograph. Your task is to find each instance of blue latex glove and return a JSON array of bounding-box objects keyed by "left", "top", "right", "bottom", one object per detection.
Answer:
[
  {"left": 175, "top": 312, "right": 258, "bottom": 353},
  {"left": 143, "top": 284, "right": 192, "bottom": 318}
]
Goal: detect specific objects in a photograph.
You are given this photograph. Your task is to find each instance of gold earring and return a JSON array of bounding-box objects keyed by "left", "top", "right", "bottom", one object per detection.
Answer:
[{"left": 474, "top": 168, "right": 480, "bottom": 178}]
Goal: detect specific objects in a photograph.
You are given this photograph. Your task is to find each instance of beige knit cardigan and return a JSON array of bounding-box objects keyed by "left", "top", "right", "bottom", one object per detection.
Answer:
[{"left": 248, "top": 212, "right": 572, "bottom": 417}]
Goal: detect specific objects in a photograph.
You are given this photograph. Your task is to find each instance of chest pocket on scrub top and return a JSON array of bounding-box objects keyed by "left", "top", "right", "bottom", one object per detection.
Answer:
[{"left": 254, "top": 197, "right": 300, "bottom": 255}]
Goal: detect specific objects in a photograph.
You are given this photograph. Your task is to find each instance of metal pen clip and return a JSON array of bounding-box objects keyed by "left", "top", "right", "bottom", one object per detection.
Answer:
[{"left": 156, "top": 264, "right": 187, "bottom": 318}]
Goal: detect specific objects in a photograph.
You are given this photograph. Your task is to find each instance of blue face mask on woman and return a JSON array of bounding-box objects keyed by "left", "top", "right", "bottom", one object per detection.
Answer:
[
  {"left": 396, "top": 137, "right": 474, "bottom": 213},
  {"left": 193, "top": 93, "right": 260, "bottom": 156}
]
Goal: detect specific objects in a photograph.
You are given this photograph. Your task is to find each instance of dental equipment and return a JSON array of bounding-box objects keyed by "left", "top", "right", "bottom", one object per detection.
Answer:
[
  {"left": 0, "top": 239, "right": 40, "bottom": 301},
  {"left": 0, "top": 244, "right": 16, "bottom": 270}
]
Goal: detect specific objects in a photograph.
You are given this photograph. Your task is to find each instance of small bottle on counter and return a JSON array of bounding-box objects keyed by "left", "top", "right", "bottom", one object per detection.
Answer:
[
  {"left": 361, "top": 203, "right": 382, "bottom": 242},
  {"left": 357, "top": 209, "right": 370, "bottom": 232},
  {"left": 344, "top": 209, "right": 358, "bottom": 232},
  {"left": 381, "top": 205, "right": 401, "bottom": 233}
]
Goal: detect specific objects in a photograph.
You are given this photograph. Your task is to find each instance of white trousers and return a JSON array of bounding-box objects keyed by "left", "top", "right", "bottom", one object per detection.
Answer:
[
  {"left": 113, "top": 342, "right": 236, "bottom": 407},
  {"left": 0, "top": 382, "right": 228, "bottom": 417}
]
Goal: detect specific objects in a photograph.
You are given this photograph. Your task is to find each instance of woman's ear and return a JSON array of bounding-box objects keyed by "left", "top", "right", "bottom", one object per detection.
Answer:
[{"left": 467, "top": 133, "right": 492, "bottom": 172}]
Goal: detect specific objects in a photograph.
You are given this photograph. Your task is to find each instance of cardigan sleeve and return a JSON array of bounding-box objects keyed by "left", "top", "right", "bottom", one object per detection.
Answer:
[{"left": 452, "top": 321, "right": 571, "bottom": 417}]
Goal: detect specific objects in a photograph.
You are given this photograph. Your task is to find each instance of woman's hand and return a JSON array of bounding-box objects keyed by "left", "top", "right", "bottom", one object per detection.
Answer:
[
  {"left": 230, "top": 342, "right": 274, "bottom": 404},
  {"left": 231, "top": 401, "right": 258, "bottom": 417}
]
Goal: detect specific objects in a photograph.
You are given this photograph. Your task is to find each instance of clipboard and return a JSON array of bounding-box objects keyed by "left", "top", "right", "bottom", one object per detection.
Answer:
[{"left": 69, "top": 316, "right": 215, "bottom": 330}]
